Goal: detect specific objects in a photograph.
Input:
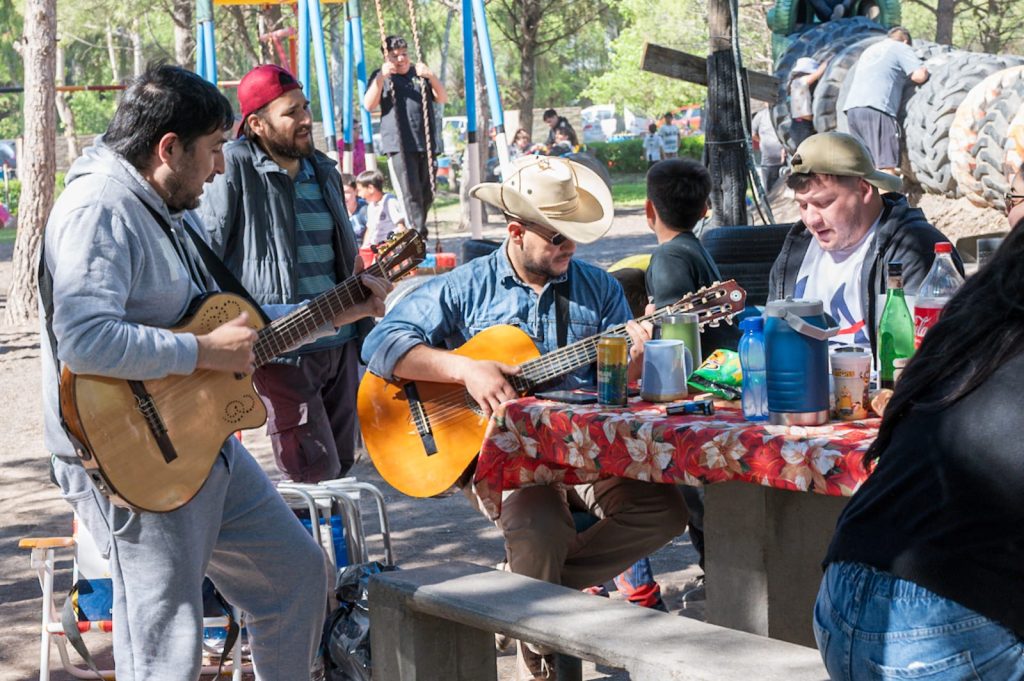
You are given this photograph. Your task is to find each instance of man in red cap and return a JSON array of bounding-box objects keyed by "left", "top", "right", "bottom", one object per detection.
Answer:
[
  {"left": 364, "top": 35, "right": 448, "bottom": 238},
  {"left": 200, "top": 64, "right": 370, "bottom": 483}
]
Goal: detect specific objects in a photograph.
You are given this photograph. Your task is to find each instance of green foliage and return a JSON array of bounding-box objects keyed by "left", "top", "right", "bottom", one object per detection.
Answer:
[
  {"left": 67, "top": 91, "right": 119, "bottom": 136},
  {"left": 589, "top": 138, "right": 646, "bottom": 174},
  {"left": 589, "top": 135, "right": 704, "bottom": 174},
  {"left": 2, "top": 172, "right": 66, "bottom": 217}
]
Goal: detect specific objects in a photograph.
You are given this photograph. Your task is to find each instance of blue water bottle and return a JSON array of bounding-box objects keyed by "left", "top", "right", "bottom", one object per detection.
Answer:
[{"left": 738, "top": 317, "right": 768, "bottom": 421}]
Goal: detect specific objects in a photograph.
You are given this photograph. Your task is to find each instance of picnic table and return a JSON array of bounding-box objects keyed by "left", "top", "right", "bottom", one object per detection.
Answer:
[{"left": 472, "top": 397, "right": 881, "bottom": 647}]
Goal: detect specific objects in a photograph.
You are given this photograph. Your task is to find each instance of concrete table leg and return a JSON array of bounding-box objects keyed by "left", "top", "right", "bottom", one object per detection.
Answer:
[
  {"left": 703, "top": 482, "right": 849, "bottom": 647},
  {"left": 555, "top": 653, "right": 583, "bottom": 680},
  {"left": 371, "top": 584, "right": 498, "bottom": 681}
]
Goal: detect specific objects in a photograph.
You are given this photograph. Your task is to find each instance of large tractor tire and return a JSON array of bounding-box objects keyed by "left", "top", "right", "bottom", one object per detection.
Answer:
[
  {"left": 903, "top": 54, "right": 1024, "bottom": 196},
  {"left": 767, "top": 0, "right": 899, "bottom": 61},
  {"left": 970, "top": 81, "right": 1024, "bottom": 209},
  {"left": 949, "top": 65, "right": 1024, "bottom": 204},
  {"left": 1005, "top": 107, "right": 1024, "bottom": 184},
  {"left": 771, "top": 17, "right": 886, "bottom": 152}
]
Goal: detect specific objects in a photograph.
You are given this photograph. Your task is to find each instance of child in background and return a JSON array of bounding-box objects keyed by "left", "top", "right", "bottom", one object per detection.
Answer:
[
  {"left": 341, "top": 173, "right": 368, "bottom": 243},
  {"left": 548, "top": 126, "right": 575, "bottom": 156},
  {"left": 642, "top": 123, "right": 666, "bottom": 167},
  {"left": 356, "top": 169, "right": 407, "bottom": 248}
]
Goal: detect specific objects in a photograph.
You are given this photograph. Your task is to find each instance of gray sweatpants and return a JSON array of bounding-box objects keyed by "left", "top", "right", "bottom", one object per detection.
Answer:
[{"left": 52, "top": 443, "right": 328, "bottom": 681}]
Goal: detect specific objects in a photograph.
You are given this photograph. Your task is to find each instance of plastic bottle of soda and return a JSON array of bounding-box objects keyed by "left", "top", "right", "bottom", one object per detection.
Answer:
[
  {"left": 913, "top": 243, "right": 964, "bottom": 349},
  {"left": 879, "top": 262, "right": 915, "bottom": 390},
  {"left": 738, "top": 317, "right": 768, "bottom": 421}
]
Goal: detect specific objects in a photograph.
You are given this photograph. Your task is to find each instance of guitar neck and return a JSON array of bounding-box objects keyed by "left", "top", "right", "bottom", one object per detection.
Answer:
[
  {"left": 510, "top": 307, "right": 678, "bottom": 393},
  {"left": 253, "top": 261, "right": 386, "bottom": 366}
]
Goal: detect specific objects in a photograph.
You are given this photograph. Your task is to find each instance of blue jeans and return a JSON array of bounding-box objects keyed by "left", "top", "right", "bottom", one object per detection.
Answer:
[{"left": 814, "top": 562, "right": 1024, "bottom": 680}]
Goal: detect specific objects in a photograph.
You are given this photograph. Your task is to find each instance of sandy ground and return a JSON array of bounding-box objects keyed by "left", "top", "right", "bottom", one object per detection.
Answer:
[{"left": 0, "top": 188, "right": 1005, "bottom": 681}]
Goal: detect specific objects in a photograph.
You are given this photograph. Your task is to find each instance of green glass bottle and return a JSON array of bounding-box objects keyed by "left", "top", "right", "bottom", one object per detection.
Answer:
[{"left": 879, "top": 261, "right": 915, "bottom": 389}]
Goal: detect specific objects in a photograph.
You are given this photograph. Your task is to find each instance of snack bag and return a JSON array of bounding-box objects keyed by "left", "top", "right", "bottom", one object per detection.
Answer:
[{"left": 688, "top": 349, "right": 743, "bottom": 401}]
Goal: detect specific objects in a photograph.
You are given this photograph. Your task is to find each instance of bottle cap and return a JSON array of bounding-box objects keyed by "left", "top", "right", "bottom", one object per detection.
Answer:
[
  {"left": 934, "top": 242, "right": 952, "bottom": 254},
  {"left": 739, "top": 316, "right": 764, "bottom": 333},
  {"left": 887, "top": 261, "right": 903, "bottom": 277}
]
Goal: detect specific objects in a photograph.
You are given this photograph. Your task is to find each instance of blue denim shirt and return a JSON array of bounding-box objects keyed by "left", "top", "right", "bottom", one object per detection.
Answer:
[{"left": 361, "top": 241, "right": 631, "bottom": 388}]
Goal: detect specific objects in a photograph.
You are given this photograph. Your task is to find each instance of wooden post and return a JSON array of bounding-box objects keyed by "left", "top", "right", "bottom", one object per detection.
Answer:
[{"left": 706, "top": 0, "right": 750, "bottom": 229}]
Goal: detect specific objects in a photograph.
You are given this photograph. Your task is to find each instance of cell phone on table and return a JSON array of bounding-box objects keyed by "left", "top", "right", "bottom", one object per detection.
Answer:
[{"left": 534, "top": 389, "right": 599, "bottom": 405}]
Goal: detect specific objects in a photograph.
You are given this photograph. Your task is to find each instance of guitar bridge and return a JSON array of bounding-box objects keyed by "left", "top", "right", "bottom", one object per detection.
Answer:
[
  {"left": 128, "top": 380, "right": 178, "bottom": 464},
  {"left": 404, "top": 382, "right": 438, "bottom": 456}
]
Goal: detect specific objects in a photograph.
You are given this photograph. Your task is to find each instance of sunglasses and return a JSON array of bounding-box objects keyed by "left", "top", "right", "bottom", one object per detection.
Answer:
[
  {"left": 1006, "top": 191, "right": 1024, "bottom": 209},
  {"left": 521, "top": 222, "right": 569, "bottom": 246}
]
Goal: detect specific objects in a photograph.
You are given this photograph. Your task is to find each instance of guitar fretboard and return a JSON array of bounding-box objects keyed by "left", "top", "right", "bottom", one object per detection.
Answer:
[
  {"left": 252, "top": 261, "right": 385, "bottom": 366},
  {"left": 506, "top": 283, "right": 740, "bottom": 393}
]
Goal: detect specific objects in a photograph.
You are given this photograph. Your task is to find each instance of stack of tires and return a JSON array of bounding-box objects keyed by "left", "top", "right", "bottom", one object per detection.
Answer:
[{"left": 768, "top": 14, "right": 1024, "bottom": 212}]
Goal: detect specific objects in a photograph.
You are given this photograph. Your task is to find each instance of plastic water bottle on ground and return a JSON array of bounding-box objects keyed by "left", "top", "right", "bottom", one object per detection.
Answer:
[{"left": 738, "top": 317, "right": 768, "bottom": 421}]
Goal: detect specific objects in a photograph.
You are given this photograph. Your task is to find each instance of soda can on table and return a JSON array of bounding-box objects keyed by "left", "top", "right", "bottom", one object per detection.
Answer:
[{"left": 597, "top": 334, "right": 629, "bottom": 406}]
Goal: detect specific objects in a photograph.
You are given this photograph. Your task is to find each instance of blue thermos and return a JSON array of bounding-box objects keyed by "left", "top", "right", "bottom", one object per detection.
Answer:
[{"left": 764, "top": 298, "right": 839, "bottom": 426}]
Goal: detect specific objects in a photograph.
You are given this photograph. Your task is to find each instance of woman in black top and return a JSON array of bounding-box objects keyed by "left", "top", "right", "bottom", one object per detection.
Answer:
[{"left": 814, "top": 168, "right": 1024, "bottom": 680}]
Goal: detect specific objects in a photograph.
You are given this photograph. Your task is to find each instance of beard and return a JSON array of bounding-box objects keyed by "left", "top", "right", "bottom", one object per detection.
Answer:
[
  {"left": 521, "top": 248, "right": 571, "bottom": 281},
  {"left": 258, "top": 120, "right": 315, "bottom": 160},
  {"left": 163, "top": 161, "right": 203, "bottom": 212}
]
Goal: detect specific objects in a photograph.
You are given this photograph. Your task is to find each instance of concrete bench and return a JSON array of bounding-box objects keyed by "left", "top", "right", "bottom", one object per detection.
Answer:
[{"left": 369, "top": 561, "right": 828, "bottom": 681}]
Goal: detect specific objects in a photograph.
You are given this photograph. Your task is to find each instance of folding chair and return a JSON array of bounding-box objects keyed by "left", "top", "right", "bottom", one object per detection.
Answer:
[
  {"left": 19, "top": 514, "right": 249, "bottom": 681},
  {"left": 277, "top": 477, "right": 395, "bottom": 569}
]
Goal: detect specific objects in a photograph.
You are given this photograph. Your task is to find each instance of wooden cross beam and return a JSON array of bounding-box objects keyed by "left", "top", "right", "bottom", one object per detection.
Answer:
[{"left": 641, "top": 43, "right": 780, "bottom": 103}]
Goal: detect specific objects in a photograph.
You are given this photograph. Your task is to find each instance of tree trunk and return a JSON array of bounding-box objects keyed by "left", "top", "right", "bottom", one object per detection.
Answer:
[
  {"left": 705, "top": 0, "right": 748, "bottom": 228},
  {"left": 106, "top": 21, "right": 122, "bottom": 83},
  {"left": 4, "top": 0, "right": 56, "bottom": 328},
  {"left": 131, "top": 18, "right": 144, "bottom": 77},
  {"left": 514, "top": 2, "right": 540, "bottom": 138},
  {"left": 171, "top": 0, "right": 194, "bottom": 67},
  {"left": 54, "top": 42, "right": 80, "bottom": 165},
  {"left": 228, "top": 6, "right": 261, "bottom": 69},
  {"left": 935, "top": 0, "right": 956, "bottom": 45}
]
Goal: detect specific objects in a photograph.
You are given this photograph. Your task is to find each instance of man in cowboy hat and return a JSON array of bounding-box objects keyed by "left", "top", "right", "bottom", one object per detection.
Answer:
[{"left": 361, "top": 155, "right": 688, "bottom": 680}]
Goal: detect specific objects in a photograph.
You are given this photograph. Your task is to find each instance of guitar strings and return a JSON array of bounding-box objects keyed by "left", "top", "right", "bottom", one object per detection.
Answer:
[
  {"left": 399, "top": 290, "right": 734, "bottom": 428},
  {"left": 120, "top": 251, "right": 417, "bottom": 408}
]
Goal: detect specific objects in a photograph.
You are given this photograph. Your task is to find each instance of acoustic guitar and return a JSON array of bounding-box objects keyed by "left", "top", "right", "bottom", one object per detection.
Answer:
[
  {"left": 358, "top": 280, "right": 747, "bottom": 498},
  {"left": 60, "top": 231, "right": 425, "bottom": 512}
]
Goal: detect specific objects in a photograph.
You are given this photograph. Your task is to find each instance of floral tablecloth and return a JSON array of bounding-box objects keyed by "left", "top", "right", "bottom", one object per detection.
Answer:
[{"left": 472, "top": 398, "right": 878, "bottom": 519}]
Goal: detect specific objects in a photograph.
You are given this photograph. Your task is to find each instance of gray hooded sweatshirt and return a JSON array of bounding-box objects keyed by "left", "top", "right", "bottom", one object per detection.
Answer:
[{"left": 41, "top": 140, "right": 227, "bottom": 458}]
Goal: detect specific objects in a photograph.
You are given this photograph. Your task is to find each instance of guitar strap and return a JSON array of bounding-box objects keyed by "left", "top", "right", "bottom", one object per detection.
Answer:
[
  {"left": 140, "top": 202, "right": 271, "bottom": 325},
  {"left": 554, "top": 279, "right": 570, "bottom": 348}
]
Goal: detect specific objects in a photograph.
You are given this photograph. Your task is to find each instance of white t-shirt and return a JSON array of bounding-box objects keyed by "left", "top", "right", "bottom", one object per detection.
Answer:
[
  {"left": 363, "top": 194, "right": 406, "bottom": 247},
  {"left": 794, "top": 221, "right": 878, "bottom": 348},
  {"left": 658, "top": 123, "right": 680, "bottom": 154},
  {"left": 643, "top": 133, "right": 665, "bottom": 161}
]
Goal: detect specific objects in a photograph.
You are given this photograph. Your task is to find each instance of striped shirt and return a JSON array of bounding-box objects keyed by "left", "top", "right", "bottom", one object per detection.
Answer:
[{"left": 292, "top": 158, "right": 355, "bottom": 351}]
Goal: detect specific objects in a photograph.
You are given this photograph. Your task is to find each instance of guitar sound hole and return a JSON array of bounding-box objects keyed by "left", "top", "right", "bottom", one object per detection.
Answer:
[{"left": 224, "top": 395, "right": 256, "bottom": 423}]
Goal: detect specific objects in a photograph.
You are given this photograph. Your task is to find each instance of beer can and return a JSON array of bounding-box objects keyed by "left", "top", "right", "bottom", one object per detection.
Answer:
[{"left": 597, "top": 334, "right": 629, "bottom": 406}]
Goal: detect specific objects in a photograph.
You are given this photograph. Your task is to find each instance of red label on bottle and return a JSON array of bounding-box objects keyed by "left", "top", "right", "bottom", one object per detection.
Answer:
[{"left": 914, "top": 306, "right": 942, "bottom": 349}]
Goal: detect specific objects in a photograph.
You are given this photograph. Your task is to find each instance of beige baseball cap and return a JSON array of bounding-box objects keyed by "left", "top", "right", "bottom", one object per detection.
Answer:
[{"left": 789, "top": 132, "right": 903, "bottom": 193}]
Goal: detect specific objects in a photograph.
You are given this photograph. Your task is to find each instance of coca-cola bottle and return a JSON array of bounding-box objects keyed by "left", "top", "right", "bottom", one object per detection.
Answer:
[{"left": 913, "top": 242, "right": 964, "bottom": 349}]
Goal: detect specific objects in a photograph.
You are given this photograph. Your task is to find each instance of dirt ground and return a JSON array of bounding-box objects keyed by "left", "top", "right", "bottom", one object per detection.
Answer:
[{"left": 0, "top": 188, "right": 1005, "bottom": 681}]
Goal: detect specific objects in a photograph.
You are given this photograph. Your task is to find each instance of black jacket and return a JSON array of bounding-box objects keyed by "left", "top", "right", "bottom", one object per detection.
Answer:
[{"left": 768, "top": 194, "right": 964, "bottom": 356}]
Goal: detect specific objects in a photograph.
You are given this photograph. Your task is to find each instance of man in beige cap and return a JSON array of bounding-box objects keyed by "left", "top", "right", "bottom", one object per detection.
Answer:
[
  {"left": 361, "top": 155, "right": 688, "bottom": 679},
  {"left": 768, "top": 132, "right": 963, "bottom": 356}
]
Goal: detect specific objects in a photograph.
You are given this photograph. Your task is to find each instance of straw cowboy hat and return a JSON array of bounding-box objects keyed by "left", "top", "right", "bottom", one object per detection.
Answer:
[{"left": 469, "top": 155, "right": 614, "bottom": 244}]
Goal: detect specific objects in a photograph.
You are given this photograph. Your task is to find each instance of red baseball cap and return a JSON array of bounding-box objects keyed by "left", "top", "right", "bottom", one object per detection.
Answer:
[{"left": 237, "top": 65, "right": 302, "bottom": 136}]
